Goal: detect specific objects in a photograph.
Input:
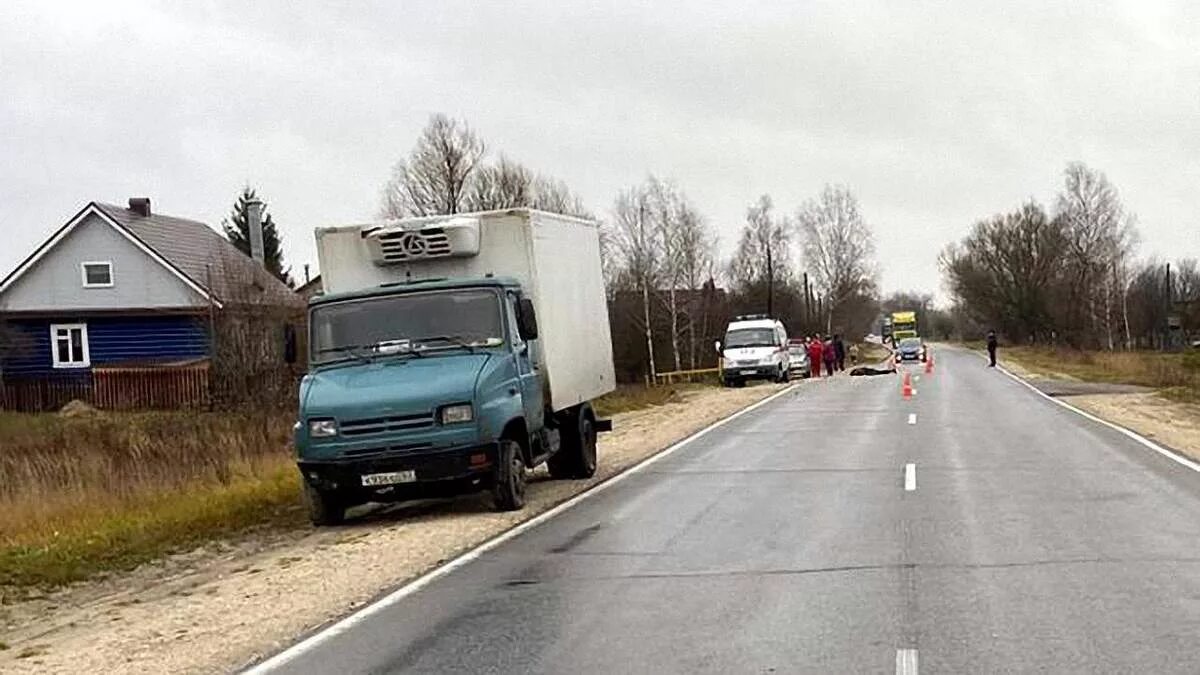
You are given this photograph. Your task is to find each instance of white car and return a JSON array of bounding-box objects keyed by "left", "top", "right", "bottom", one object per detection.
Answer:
[
  {"left": 787, "top": 339, "right": 812, "bottom": 378},
  {"left": 717, "top": 315, "right": 791, "bottom": 387}
]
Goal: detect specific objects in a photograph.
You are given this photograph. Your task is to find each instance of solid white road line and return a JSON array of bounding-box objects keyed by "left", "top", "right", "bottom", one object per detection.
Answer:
[
  {"left": 980, "top": 352, "right": 1200, "bottom": 475},
  {"left": 907, "top": 413, "right": 917, "bottom": 425},
  {"left": 896, "top": 648, "right": 919, "bottom": 675},
  {"left": 242, "top": 384, "right": 799, "bottom": 674},
  {"left": 904, "top": 463, "right": 917, "bottom": 491}
]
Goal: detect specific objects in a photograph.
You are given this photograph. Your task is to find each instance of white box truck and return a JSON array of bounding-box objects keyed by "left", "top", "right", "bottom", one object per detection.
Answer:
[{"left": 292, "top": 209, "right": 615, "bottom": 524}]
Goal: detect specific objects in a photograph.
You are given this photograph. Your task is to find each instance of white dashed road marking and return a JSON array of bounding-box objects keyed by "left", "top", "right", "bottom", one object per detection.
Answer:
[
  {"left": 904, "top": 463, "right": 917, "bottom": 491},
  {"left": 896, "top": 649, "right": 919, "bottom": 674},
  {"left": 907, "top": 413, "right": 917, "bottom": 425}
]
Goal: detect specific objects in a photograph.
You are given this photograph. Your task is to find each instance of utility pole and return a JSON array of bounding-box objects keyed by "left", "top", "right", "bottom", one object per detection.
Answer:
[
  {"left": 1166, "top": 262, "right": 1173, "bottom": 351},
  {"left": 765, "top": 241, "right": 774, "bottom": 317},
  {"left": 803, "top": 272, "right": 811, "bottom": 328}
]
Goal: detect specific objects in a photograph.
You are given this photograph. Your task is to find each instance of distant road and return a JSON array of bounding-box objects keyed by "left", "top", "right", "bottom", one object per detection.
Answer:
[{"left": 254, "top": 347, "right": 1200, "bottom": 674}]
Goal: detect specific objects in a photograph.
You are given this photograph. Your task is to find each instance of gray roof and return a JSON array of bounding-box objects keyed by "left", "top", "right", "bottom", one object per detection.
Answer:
[{"left": 94, "top": 202, "right": 302, "bottom": 308}]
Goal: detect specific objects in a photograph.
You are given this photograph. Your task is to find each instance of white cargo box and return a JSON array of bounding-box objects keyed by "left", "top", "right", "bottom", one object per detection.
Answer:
[{"left": 315, "top": 209, "right": 615, "bottom": 412}]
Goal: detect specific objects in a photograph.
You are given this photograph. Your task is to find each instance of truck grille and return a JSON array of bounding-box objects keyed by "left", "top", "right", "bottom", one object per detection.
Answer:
[
  {"left": 340, "top": 442, "right": 433, "bottom": 459},
  {"left": 376, "top": 228, "right": 453, "bottom": 263},
  {"left": 340, "top": 412, "right": 435, "bottom": 436}
]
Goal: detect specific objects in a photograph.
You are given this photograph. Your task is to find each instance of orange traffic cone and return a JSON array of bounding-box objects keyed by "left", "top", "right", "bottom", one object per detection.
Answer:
[
  {"left": 902, "top": 371, "right": 913, "bottom": 399},
  {"left": 925, "top": 354, "right": 933, "bottom": 374}
]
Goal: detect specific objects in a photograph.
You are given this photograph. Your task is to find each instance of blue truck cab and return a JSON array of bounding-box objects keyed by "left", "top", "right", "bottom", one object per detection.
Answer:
[{"left": 296, "top": 209, "right": 615, "bottom": 525}]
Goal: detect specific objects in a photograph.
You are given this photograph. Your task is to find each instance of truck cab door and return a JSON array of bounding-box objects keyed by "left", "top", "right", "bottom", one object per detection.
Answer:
[{"left": 507, "top": 291, "right": 545, "bottom": 432}]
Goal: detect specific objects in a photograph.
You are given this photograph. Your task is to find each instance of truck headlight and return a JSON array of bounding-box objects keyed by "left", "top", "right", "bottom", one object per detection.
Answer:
[
  {"left": 308, "top": 418, "right": 338, "bottom": 438},
  {"left": 439, "top": 404, "right": 474, "bottom": 424}
]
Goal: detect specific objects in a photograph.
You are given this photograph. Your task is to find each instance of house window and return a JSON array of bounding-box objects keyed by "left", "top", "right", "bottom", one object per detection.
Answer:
[
  {"left": 81, "top": 261, "right": 113, "bottom": 288},
  {"left": 50, "top": 323, "right": 90, "bottom": 368}
]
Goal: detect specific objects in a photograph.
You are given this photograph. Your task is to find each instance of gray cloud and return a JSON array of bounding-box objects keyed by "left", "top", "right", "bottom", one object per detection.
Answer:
[{"left": 2, "top": 0, "right": 1198, "bottom": 299}]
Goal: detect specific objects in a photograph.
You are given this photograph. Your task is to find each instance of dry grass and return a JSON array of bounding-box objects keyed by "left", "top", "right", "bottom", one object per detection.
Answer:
[
  {"left": 1000, "top": 347, "right": 1195, "bottom": 390},
  {"left": 0, "top": 410, "right": 301, "bottom": 593},
  {"left": 1, "top": 386, "right": 712, "bottom": 594},
  {"left": 593, "top": 383, "right": 713, "bottom": 417}
]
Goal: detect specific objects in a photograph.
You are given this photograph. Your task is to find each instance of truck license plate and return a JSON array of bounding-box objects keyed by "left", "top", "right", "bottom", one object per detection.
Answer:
[{"left": 361, "top": 470, "right": 416, "bottom": 487}]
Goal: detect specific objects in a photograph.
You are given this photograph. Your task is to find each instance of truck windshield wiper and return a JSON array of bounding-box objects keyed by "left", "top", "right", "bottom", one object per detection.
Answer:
[
  {"left": 412, "top": 335, "right": 479, "bottom": 353},
  {"left": 315, "top": 344, "right": 374, "bottom": 363}
]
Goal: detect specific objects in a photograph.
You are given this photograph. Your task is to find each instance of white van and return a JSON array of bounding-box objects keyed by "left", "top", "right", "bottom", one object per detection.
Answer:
[{"left": 716, "top": 315, "right": 790, "bottom": 387}]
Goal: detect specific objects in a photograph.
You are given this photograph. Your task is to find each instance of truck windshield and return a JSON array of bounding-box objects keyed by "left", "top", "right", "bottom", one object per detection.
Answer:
[
  {"left": 725, "top": 328, "right": 776, "bottom": 348},
  {"left": 310, "top": 288, "right": 504, "bottom": 364}
]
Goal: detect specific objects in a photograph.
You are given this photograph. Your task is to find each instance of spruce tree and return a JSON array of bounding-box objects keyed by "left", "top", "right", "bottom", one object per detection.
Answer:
[{"left": 222, "top": 186, "right": 293, "bottom": 287}]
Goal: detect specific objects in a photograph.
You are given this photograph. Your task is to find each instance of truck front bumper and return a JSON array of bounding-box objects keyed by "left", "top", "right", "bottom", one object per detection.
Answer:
[{"left": 297, "top": 442, "right": 499, "bottom": 497}]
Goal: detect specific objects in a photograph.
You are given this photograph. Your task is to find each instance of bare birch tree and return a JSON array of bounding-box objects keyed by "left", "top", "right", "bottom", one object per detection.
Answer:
[
  {"left": 1054, "top": 162, "right": 1138, "bottom": 349},
  {"left": 675, "top": 201, "right": 717, "bottom": 368},
  {"left": 647, "top": 177, "right": 685, "bottom": 372},
  {"left": 465, "top": 156, "right": 592, "bottom": 218},
  {"left": 796, "top": 185, "right": 878, "bottom": 331},
  {"left": 464, "top": 156, "right": 534, "bottom": 211},
  {"left": 380, "top": 114, "right": 486, "bottom": 218},
  {"left": 610, "top": 186, "right": 660, "bottom": 380},
  {"left": 729, "top": 194, "right": 790, "bottom": 316}
]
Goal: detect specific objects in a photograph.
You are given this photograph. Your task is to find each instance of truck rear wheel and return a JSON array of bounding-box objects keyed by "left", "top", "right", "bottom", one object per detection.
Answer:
[
  {"left": 304, "top": 483, "right": 348, "bottom": 526},
  {"left": 492, "top": 439, "right": 527, "bottom": 511},
  {"left": 548, "top": 405, "right": 598, "bottom": 480}
]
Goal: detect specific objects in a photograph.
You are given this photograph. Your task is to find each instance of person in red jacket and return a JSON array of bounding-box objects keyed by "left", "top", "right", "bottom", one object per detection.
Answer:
[
  {"left": 823, "top": 335, "right": 837, "bottom": 377},
  {"left": 807, "top": 336, "right": 825, "bottom": 378}
]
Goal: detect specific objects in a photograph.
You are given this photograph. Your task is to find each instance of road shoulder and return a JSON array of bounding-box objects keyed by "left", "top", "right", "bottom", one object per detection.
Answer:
[
  {"left": 0, "top": 384, "right": 786, "bottom": 675},
  {"left": 989, "top": 349, "right": 1200, "bottom": 463}
]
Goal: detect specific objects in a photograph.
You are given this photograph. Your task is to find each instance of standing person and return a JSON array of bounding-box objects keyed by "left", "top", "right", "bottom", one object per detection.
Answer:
[
  {"left": 823, "top": 335, "right": 837, "bottom": 377},
  {"left": 834, "top": 334, "right": 846, "bottom": 371},
  {"left": 987, "top": 330, "right": 998, "bottom": 367},
  {"left": 808, "top": 335, "right": 825, "bottom": 378},
  {"left": 849, "top": 342, "right": 860, "bottom": 366}
]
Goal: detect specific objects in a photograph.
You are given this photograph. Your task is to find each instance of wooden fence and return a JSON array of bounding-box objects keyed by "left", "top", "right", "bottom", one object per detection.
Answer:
[
  {"left": 0, "top": 363, "right": 211, "bottom": 412},
  {"left": 92, "top": 364, "right": 211, "bottom": 410},
  {"left": 653, "top": 365, "right": 723, "bottom": 385},
  {"left": 0, "top": 376, "right": 93, "bottom": 412}
]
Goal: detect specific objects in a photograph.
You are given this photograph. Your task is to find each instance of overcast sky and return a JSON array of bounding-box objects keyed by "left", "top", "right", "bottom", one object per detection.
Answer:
[{"left": 2, "top": 0, "right": 1198, "bottom": 300}]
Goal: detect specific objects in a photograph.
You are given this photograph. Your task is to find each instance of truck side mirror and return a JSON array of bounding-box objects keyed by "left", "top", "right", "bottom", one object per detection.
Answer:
[
  {"left": 714, "top": 340, "right": 722, "bottom": 354},
  {"left": 283, "top": 324, "right": 298, "bottom": 365},
  {"left": 516, "top": 298, "right": 539, "bottom": 341}
]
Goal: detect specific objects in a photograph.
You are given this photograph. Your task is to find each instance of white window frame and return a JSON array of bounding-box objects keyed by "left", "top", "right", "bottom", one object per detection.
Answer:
[
  {"left": 81, "top": 261, "right": 114, "bottom": 288},
  {"left": 50, "top": 323, "right": 90, "bottom": 369}
]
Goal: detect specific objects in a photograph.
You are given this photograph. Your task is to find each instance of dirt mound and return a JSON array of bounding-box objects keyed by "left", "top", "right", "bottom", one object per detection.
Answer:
[{"left": 59, "top": 400, "right": 102, "bottom": 418}]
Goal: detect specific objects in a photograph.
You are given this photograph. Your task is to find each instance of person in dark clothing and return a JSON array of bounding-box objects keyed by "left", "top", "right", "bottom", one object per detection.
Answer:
[
  {"left": 823, "top": 336, "right": 837, "bottom": 377},
  {"left": 834, "top": 335, "right": 846, "bottom": 371},
  {"left": 986, "top": 330, "right": 998, "bottom": 367}
]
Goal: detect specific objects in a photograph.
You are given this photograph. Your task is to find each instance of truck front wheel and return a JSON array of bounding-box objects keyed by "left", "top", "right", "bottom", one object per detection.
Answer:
[
  {"left": 548, "top": 405, "right": 598, "bottom": 480},
  {"left": 304, "top": 483, "right": 348, "bottom": 526},
  {"left": 492, "top": 439, "right": 527, "bottom": 511}
]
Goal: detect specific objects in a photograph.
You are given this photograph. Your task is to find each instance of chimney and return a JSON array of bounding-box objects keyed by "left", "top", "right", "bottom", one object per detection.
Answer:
[
  {"left": 128, "top": 197, "right": 152, "bottom": 217},
  {"left": 246, "top": 197, "right": 265, "bottom": 265}
]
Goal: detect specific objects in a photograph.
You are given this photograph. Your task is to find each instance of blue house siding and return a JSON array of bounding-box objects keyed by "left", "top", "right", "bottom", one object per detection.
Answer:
[{"left": 1, "top": 315, "right": 209, "bottom": 378}]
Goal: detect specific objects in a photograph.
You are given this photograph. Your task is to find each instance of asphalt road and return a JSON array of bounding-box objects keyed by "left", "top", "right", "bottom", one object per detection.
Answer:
[{"left": 262, "top": 347, "right": 1200, "bottom": 674}]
